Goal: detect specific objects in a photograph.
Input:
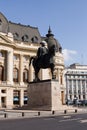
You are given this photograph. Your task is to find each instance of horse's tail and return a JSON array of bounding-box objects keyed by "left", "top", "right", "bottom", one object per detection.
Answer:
[{"left": 29, "top": 57, "right": 35, "bottom": 66}]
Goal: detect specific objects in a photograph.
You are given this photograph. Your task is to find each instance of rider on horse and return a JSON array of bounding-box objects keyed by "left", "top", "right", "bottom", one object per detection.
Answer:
[
  {"left": 29, "top": 40, "right": 56, "bottom": 81},
  {"left": 37, "top": 41, "right": 48, "bottom": 60}
]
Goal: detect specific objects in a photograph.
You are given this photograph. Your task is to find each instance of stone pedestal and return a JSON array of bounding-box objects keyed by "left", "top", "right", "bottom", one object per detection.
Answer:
[{"left": 28, "top": 79, "right": 62, "bottom": 110}]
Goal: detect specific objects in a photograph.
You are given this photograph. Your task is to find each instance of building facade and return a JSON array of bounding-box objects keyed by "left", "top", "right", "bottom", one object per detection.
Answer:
[
  {"left": 65, "top": 63, "right": 87, "bottom": 101},
  {"left": 0, "top": 12, "right": 65, "bottom": 109}
]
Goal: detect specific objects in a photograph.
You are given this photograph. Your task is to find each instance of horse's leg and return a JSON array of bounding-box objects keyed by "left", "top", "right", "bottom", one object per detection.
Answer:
[
  {"left": 51, "top": 68, "right": 54, "bottom": 79},
  {"left": 35, "top": 67, "right": 40, "bottom": 81},
  {"left": 51, "top": 65, "right": 55, "bottom": 79}
]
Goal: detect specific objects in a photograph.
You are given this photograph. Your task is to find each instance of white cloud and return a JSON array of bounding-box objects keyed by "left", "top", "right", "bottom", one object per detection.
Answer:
[{"left": 62, "top": 49, "right": 77, "bottom": 62}]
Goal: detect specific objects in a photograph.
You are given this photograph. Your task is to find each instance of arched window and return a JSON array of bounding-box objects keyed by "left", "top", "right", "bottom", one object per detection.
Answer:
[
  {"left": 23, "top": 69, "right": 28, "bottom": 82},
  {"left": 13, "top": 68, "right": 19, "bottom": 82},
  {"left": 13, "top": 33, "right": 19, "bottom": 40},
  {"left": 31, "top": 36, "right": 38, "bottom": 43},
  {"left": 22, "top": 35, "right": 29, "bottom": 42},
  {"left": 0, "top": 66, "right": 4, "bottom": 81},
  {"left": 0, "top": 19, "right": 2, "bottom": 31}
]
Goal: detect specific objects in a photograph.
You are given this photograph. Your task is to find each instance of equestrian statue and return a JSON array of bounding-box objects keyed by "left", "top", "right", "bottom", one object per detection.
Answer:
[{"left": 29, "top": 40, "right": 56, "bottom": 81}]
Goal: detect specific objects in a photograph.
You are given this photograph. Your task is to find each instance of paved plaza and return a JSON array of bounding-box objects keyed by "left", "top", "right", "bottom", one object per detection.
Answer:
[{"left": 0, "top": 106, "right": 87, "bottom": 120}]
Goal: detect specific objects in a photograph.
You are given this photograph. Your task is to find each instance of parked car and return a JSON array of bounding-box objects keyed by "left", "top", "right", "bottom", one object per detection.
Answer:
[
  {"left": 66, "top": 99, "right": 73, "bottom": 105},
  {"left": 82, "top": 100, "right": 87, "bottom": 105},
  {"left": 73, "top": 99, "right": 83, "bottom": 106},
  {"left": 77, "top": 100, "right": 83, "bottom": 105}
]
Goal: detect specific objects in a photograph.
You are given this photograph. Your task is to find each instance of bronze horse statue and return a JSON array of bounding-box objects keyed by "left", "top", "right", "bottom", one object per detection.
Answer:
[{"left": 29, "top": 45, "right": 56, "bottom": 81}]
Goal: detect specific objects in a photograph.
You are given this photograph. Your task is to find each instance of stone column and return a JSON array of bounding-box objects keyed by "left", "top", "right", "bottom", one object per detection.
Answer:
[
  {"left": 72, "top": 80, "right": 74, "bottom": 100},
  {"left": 6, "top": 88, "right": 13, "bottom": 109},
  {"left": 76, "top": 80, "right": 78, "bottom": 98},
  {"left": 7, "top": 50, "right": 13, "bottom": 84},
  {"left": 19, "top": 55, "right": 24, "bottom": 85},
  {"left": 58, "top": 69, "right": 60, "bottom": 84},
  {"left": 80, "top": 80, "right": 83, "bottom": 100},
  {"left": 84, "top": 80, "right": 86, "bottom": 99},
  {"left": 66, "top": 79, "right": 69, "bottom": 100},
  {"left": 29, "top": 64, "right": 34, "bottom": 82},
  {"left": 20, "top": 90, "right": 24, "bottom": 107}
]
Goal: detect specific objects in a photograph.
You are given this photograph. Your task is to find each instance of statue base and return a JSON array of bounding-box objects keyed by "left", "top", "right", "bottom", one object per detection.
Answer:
[{"left": 28, "top": 79, "right": 62, "bottom": 111}]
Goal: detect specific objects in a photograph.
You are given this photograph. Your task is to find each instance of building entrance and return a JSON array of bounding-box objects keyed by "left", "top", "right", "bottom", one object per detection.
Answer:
[
  {"left": 1, "top": 97, "right": 6, "bottom": 108},
  {"left": 61, "top": 91, "right": 64, "bottom": 104}
]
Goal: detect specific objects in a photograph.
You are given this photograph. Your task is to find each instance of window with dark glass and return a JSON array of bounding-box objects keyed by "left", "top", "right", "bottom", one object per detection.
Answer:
[
  {"left": 1, "top": 89, "right": 6, "bottom": 93},
  {"left": 24, "top": 90, "right": 28, "bottom": 104},
  {"left": 13, "top": 90, "right": 20, "bottom": 105}
]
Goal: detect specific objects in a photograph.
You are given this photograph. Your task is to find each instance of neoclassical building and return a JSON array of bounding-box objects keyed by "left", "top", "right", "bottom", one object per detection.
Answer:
[
  {"left": 0, "top": 12, "right": 65, "bottom": 109},
  {"left": 65, "top": 63, "right": 87, "bottom": 101}
]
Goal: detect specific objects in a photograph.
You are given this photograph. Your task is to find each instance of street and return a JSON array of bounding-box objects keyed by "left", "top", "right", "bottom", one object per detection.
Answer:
[{"left": 0, "top": 113, "right": 87, "bottom": 130}]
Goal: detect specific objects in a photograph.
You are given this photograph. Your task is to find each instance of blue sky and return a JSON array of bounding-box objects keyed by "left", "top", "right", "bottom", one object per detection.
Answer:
[{"left": 0, "top": 0, "right": 87, "bottom": 66}]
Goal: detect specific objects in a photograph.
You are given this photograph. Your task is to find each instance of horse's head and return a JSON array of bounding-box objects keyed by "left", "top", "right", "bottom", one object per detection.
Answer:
[{"left": 48, "top": 45, "right": 56, "bottom": 56}]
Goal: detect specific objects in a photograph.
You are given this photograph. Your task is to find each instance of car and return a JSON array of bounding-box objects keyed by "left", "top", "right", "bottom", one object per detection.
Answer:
[
  {"left": 82, "top": 100, "right": 87, "bottom": 105},
  {"left": 66, "top": 99, "right": 73, "bottom": 105},
  {"left": 73, "top": 99, "right": 83, "bottom": 106},
  {"left": 77, "top": 100, "right": 83, "bottom": 105}
]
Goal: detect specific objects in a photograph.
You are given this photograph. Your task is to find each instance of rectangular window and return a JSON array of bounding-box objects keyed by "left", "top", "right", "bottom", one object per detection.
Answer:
[{"left": 1, "top": 89, "right": 6, "bottom": 93}]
